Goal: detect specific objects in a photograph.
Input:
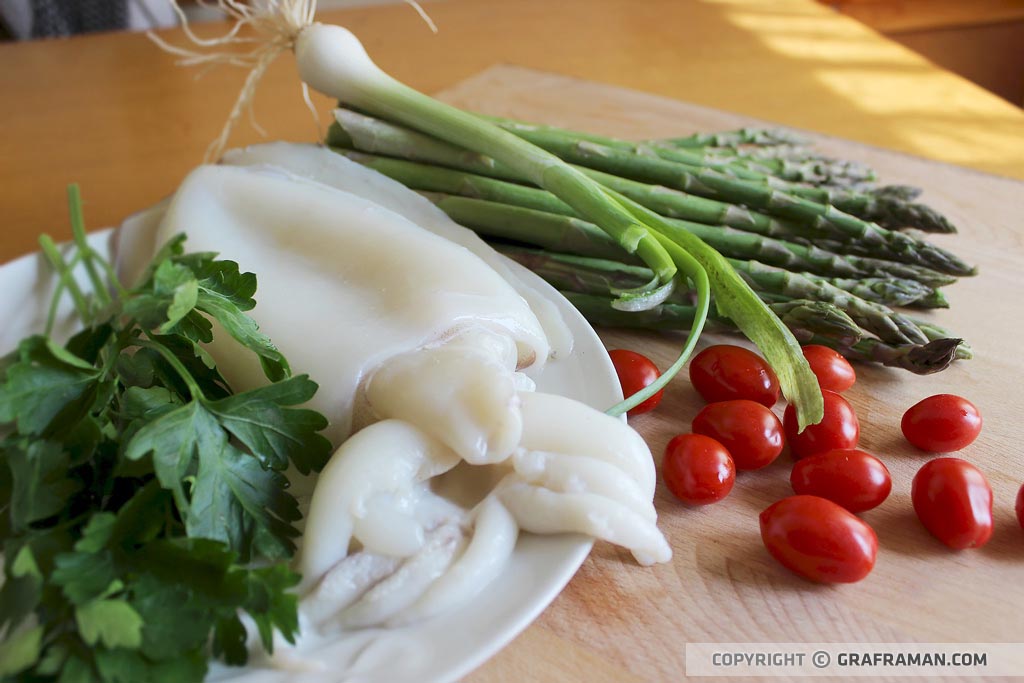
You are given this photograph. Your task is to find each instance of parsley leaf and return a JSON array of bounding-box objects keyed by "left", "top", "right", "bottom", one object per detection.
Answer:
[
  {"left": 0, "top": 191, "right": 334, "bottom": 683},
  {"left": 123, "top": 400, "right": 304, "bottom": 560},
  {"left": 241, "top": 563, "right": 301, "bottom": 651},
  {"left": 189, "top": 442, "right": 301, "bottom": 561},
  {"left": 207, "top": 375, "right": 331, "bottom": 474},
  {"left": 123, "top": 401, "right": 219, "bottom": 515},
  {"left": 122, "top": 260, "right": 199, "bottom": 333},
  {"left": 129, "top": 575, "right": 210, "bottom": 659},
  {"left": 51, "top": 553, "right": 118, "bottom": 606},
  {"left": 75, "top": 598, "right": 144, "bottom": 649},
  {"left": 5, "top": 439, "right": 81, "bottom": 531},
  {"left": 0, "top": 337, "right": 99, "bottom": 435},
  {"left": 0, "top": 547, "right": 43, "bottom": 634},
  {"left": 0, "top": 624, "right": 43, "bottom": 677}
]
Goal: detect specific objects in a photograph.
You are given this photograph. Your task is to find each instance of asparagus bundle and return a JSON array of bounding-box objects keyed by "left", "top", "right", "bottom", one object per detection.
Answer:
[
  {"left": 324, "top": 110, "right": 974, "bottom": 372},
  {"left": 329, "top": 110, "right": 973, "bottom": 274}
]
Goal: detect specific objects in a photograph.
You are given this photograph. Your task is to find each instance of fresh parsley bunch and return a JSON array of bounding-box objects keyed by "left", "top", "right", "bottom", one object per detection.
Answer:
[{"left": 0, "top": 187, "right": 333, "bottom": 682}]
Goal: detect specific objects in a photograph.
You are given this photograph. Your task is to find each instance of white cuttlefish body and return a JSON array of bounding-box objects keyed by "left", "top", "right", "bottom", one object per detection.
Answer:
[{"left": 125, "top": 143, "right": 671, "bottom": 656}]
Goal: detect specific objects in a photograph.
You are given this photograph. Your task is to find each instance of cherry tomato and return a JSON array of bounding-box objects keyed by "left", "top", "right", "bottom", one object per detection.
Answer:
[
  {"left": 691, "top": 400, "right": 784, "bottom": 470},
  {"left": 783, "top": 390, "right": 859, "bottom": 460},
  {"left": 759, "top": 495, "right": 878, "bottom": 583},
  {"left": 1016, "top": 484, "right": 1024, "bottom": 532},
  {"left": 688, "top": 345, "right": 780, "bottom": 407},
  {"left": 911, "top": 457, "right": 993, "bottom": 549},
  {"left": 608, "top": 349, "right": 663, "bottom": 416},
  {"left": 790, "top": 448, "right": 891, "bottom": 512},
  {"left": 802, "top": 345, "right": 856, "bottom": 393},
  {"left": 902, "top": 394, "right": 982, "bottom": 453},
  {"left": 662, "top": 434, "right": 735, "bottom": 505}
]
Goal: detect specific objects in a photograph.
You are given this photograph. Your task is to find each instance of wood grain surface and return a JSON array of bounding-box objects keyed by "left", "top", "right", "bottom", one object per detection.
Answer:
[
  {"left": 2, "top": 1, "right": 1023, "bottom": 679},
  {"left": 446, "top": 66, "right": 1024, "bottom": 683}
]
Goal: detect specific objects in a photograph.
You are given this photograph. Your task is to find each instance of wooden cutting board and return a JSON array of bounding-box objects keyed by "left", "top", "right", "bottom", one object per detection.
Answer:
[{"left": 435, "top": 66, "right": 1024, "bottom": 682}]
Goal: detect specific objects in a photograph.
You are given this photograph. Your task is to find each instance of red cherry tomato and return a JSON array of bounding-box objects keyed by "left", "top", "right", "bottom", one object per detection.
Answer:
[
  {"left": 1016, "top": 484, "right": 1024, "bottom": 532},
  {"left": 691, "top": 400, "right": 784, "bottom": 471},
  {"left": 662, "top": 434, "right": 736, "bottom": 505},
  {"left": 790, "top": 448, "right": 891, "bottom": 513},
  {"left": 688, "top": 345, "right": 780, "bottom": 407},
  {"left": 759, "top": 495, "right": 878, "bottom": 583},
  {"left": 902, "top": 394, "right": 982, "bottom": 453},
  {"left": 783, "top": 390, "right": 860, "bottom": 460},
  {"left": 608, "top": 349, "right": 663, "bottom": 416},
  {"left": 802, "top": 345, "right": 856, "bottom": 393},
  {"left": 911, "top": 457, "right": 993, "bottom": 550}
]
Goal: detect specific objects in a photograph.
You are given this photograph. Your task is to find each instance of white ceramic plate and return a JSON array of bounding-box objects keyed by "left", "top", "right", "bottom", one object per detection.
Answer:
[{"left": 0, "top": 225, "right": 623, "bottom": 683}]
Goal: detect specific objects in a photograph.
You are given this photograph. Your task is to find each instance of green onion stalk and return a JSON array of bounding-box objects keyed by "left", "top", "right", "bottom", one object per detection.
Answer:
[{"left": 149, "top": 0, "right": 824, "bottom": 427}]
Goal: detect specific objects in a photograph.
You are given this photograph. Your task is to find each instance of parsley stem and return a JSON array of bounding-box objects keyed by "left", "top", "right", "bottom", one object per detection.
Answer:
[
  {"left": 94, "top": 255, "right": 129, "bottom": 300},
  {"left": 42, "top": 272, "right": 66, "bottom": 338},
  {"left": 133, "top": 338, "right": 206, "bottom": 401},
  {"left": 39, "top": 235, "right": 91, "bottom": 333},
  {"left": 98, "top": 327, "right": 135, "bottom": 383},
  {"left": 67, "top": 184, "right": 112, "bottom": 309}
]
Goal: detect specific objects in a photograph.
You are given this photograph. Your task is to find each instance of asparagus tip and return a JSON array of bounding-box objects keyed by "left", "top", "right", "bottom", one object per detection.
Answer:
[{"left": 904, "top": 338, "right": 968, "bottom": 374}]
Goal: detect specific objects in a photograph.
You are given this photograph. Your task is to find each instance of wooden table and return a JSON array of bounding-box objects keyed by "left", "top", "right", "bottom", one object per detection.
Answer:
[{"left": 2, "top": 1, "right": 1023, "bottom": 681}]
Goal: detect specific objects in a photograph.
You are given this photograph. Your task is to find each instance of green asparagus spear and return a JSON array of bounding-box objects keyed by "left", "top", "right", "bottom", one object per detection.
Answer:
[
  {"left": 870, "top": 184, "right": 924, "bottom": 201},
  {"left": 817, "top": 336, "right": 966, "bottom": 375},
  {"left": 420, "top": 191, "right": 636, "bottom": 262},
  {"left": 566, "top": 289, "right": 963, "bottom": 375},
  {"left": 341, "top": 150, "right": 576, "bottom": 213},
  {"left": 826, "top": 255, "right": 954, "bottom": 289},
  {"left": 911, "top": 319, "right": 973, "bottom": 358},
  {"left": 724, "top": 258, "right": 928, "bottom": 345},
  {"left": 656, "top": 128, "right": 811, "bottom": 148},
  {"left": 564, "top": 291, "right": 863, "bottom": 347},
  {"left": 817, "top": 276, "right": 937, "bottom": 308},
  {"left": 686, "top": 144, "right": 877, "bottom": 183},
  {"left": 770, "top": 299, "right": 865, "bottom": 347},
  {"left": 683, "top": 150, "right": 877, "bottom": 187},
  {"left": 696, "top": 144, "right": 826, "bottom": 162},
  {"left": 906, "top": 289, "right": 950, "bottom": 309},
  {"left": 801, "top": 187, "right": 956, "bottom": 233},
  {"left": 496, "top": 245, "right": 666, "bottom": 300},
  {"left": 329, "top": 112, "right": 523, "bottom": 181}
]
